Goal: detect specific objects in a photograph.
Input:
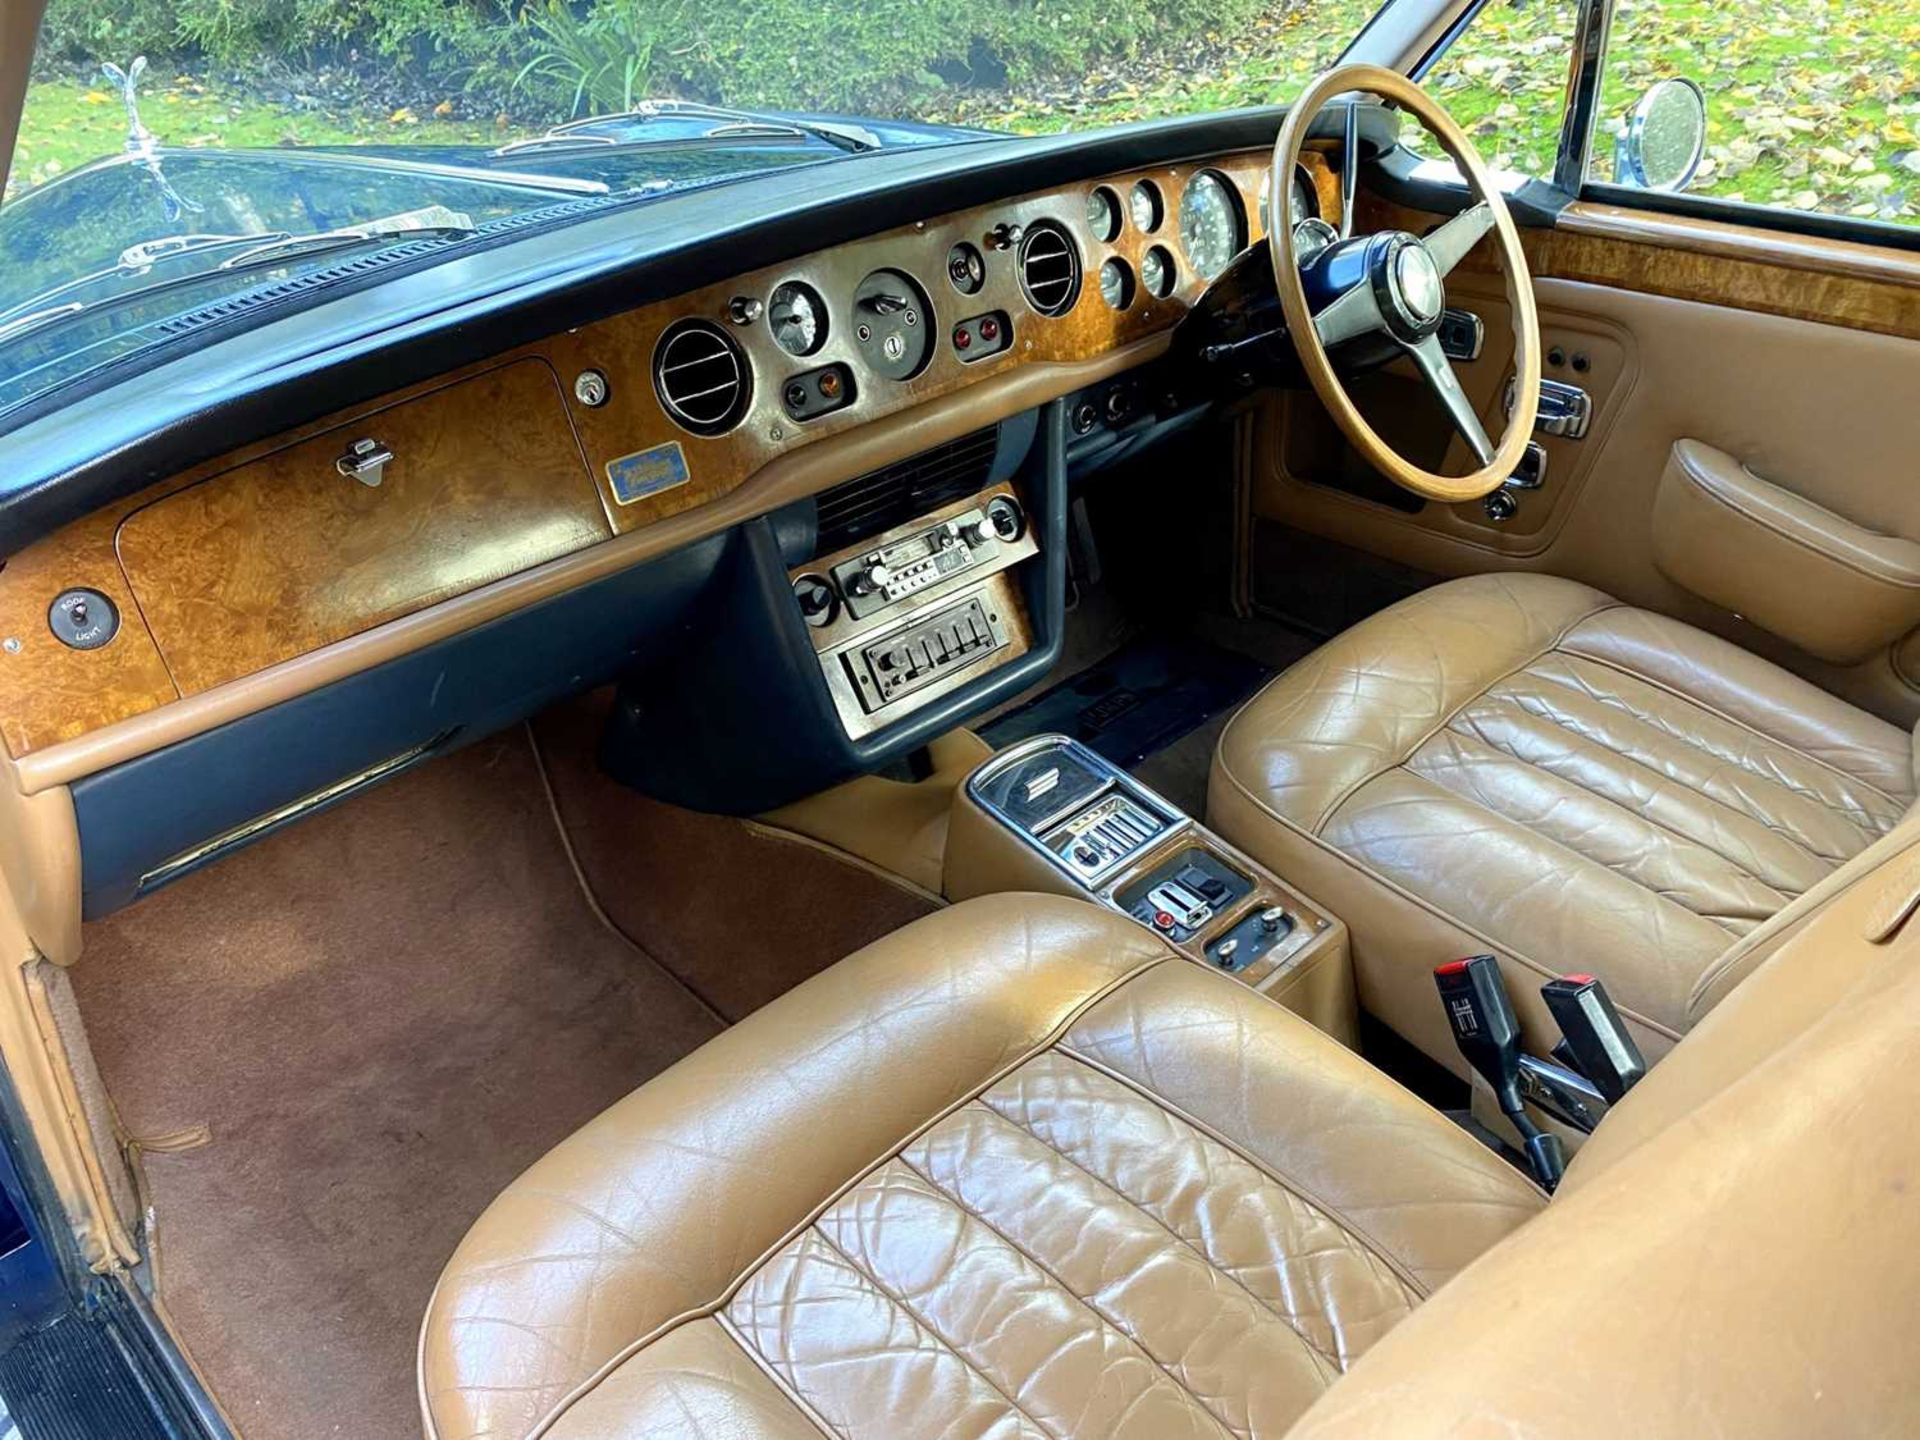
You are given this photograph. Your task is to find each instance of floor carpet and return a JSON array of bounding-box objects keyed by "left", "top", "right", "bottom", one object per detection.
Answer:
[
  {"left": 69, "top": 713, "right": 933, "bottom": 1439},
  {"left": 530, "top": 692, "right": 939, "bottom": 1021}
]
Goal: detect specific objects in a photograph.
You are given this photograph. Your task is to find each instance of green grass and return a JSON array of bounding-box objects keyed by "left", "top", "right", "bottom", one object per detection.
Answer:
[
  {"left": 8, "top": 71, "right": 503, "bottom": 199},
  {"left": 11, "top": 0, "right": 1919, "bottom": 226},
  {"left": 1397, "top": 0, "right": 1920, "bottom": 223}
]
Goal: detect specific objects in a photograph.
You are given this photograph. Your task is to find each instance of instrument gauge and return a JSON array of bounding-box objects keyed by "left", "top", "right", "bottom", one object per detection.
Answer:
[
  {"left": 1259, "top": 166, "right": 1322, "bottom": 231},
  {"left": 1141, "top": 245, "right": 1176, "bottom": 299},
  {"left": 1085, "top": 186, "right": 1123, "bottom": 243},
  {"left": 1129, "top": 179, "right": 1164, "bottom": 233},
  {"left": 1178, "top": 170, "right": 1245, "bottom": 281},
  {"left": 768, "top": 281, "right": 826, "bottom": 357},
  {"left": 1292, "top": 169, "right": 1318, "bottom": 227},
  {"left": 1291, "top": 217, "right": 1339, "bottom": 264},
  {"left": 1099, "top": 258, "right": 1135, "bottom": 310}
]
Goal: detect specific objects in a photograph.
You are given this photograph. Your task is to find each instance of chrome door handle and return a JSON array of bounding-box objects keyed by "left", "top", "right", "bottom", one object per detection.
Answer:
[
  {"left": 1504, "top": 376, "right": 1592, "bottom": 439},
  {"left": 1504, "top": 441, "right": 1548, "bottom": 490}
]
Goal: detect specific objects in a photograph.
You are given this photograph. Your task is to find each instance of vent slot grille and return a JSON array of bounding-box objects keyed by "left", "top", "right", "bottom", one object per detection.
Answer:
[
  {"left": 814, "top": 428, "right": 1000, "bottom": 554},
  {"left": 653, "top": 320, "right": 752, "bottom": 435},
  {"left": 1018, "top": 222, "right": 1081, "bottom": 317}
]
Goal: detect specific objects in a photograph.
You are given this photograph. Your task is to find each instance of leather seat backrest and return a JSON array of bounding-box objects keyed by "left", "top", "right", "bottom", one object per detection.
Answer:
[{"left": 1286, "top": 806, "right": 1920, "bottom": 1438}]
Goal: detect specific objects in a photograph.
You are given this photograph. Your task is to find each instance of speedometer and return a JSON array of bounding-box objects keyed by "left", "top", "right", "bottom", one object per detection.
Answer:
[{"left": 1178, "top": 171, "right": 1243, "bottom": 281}]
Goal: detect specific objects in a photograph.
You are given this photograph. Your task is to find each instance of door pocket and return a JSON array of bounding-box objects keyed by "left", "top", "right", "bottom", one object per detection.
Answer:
[{"left": 1652, "top": 439, "right": 1920, "bottom": 663}]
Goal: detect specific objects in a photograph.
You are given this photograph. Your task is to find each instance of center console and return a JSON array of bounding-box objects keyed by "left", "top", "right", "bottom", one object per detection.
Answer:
[{"left": 948, "top": 735, "right": 1355, "bottom": 1042}]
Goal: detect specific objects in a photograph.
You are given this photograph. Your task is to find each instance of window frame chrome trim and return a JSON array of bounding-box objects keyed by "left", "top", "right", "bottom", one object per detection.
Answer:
[{"left": 1551, "top": 0, "right": 1615, "bottom": 195}]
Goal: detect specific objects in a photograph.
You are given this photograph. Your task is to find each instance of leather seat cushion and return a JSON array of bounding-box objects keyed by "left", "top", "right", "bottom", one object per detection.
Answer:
[
  {"left": 1210, "top": 574, "right": 1913, "bottom": 1065},
  {"left": 417, "top": 895, "right": 1543, "bottom": 1439}
]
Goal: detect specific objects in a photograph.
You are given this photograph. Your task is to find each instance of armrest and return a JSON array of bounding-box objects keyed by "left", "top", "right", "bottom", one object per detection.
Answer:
[{"left": 1652, "top": 440, "right": 1920, "bottom": 663}]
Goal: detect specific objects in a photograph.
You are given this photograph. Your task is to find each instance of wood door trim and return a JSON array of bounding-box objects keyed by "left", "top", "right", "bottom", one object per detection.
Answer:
[{"left": 1559, "top": 202, "right": 1920, "bottom": 291}]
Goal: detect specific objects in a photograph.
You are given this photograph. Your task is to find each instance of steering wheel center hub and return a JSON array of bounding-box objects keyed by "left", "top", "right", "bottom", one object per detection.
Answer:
[{"left": 1392, "top": 241, "right": 1444, "bottom": 323}]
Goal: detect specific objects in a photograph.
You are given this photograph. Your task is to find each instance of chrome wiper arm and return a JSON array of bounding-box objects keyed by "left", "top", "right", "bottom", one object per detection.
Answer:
[
  {"left": 119, "top": 231, "right": 291, "bottom": 269},
  {"left": 494, "top": 99, "right": 881, "bottom": 158},
  {"left": 215, "top": 209, "right": 478, "bottom": 272}
]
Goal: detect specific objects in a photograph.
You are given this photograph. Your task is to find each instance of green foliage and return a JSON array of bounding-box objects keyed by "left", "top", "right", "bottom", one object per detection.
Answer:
[
  {"left": 507, "top": 0, "right": 696, "bottom": 116},
  {"left": 36, "top": 0, "right": 183, "bottom": 63},
  {"left": 18, "top": 0, "right": 1920, "bottom": 227}
]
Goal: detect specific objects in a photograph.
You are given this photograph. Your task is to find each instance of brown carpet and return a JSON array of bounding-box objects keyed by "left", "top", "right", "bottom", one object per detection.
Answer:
[
  {"left": 531, "top": 692, "right": 940, "bottom": 1021},
  {"left": 70, "top": 730, "right": 726, "bottom": 1440}
]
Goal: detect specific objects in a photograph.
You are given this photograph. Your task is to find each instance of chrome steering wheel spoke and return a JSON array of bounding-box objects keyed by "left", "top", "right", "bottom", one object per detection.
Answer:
[
  {"left": 1423, "top": 201, "right": 1494, "bottom": 277},
  {"left": 1405, "top": 332, "right": 1494, "bottom": 465},
  {"left": 1312, "top": 279, "right": 1383, "bottom": 348}
]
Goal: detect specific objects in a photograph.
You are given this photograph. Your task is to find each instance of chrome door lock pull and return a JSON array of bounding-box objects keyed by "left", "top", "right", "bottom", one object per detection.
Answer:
[{"left": 336, "top": 437, "right": 392, "bottom": 487}]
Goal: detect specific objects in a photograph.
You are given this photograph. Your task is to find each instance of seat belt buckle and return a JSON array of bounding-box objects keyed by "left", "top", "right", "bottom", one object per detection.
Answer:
[
  {"left": 1435, "top": 956, "right": 1564, "bottom": 1191},
  {"left": 1540, "top": 973, "right": 1647, "bottom": 1105},
  {"left": 1434, "top": 956, "right": 1521, "bottom": 1104}
]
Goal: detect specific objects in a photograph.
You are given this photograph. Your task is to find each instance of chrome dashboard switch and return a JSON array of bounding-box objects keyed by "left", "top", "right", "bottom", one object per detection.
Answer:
[{"left": 336, "top": 437, "right": 392, "bottom": 487}]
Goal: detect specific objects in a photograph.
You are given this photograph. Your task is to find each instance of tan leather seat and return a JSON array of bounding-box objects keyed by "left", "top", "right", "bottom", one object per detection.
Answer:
[
  {"left": 418, "top": 895, "right": 1546, "bottom": 1438},
  {"left": 422, "top": 855, "right": 1920, "bottom": 1438},
  {"left": 1209, "top": 572, "right": 1915, "bottom": 1066}
]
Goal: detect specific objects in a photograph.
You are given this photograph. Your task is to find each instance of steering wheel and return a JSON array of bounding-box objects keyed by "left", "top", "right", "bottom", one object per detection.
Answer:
[{"left": 1269, "top": 64, "right": 1540, "bottom": 503}]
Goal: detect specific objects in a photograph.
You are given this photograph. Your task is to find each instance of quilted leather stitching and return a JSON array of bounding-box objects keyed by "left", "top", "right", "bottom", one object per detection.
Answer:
[
  {"left": 1533, "top": 653, "right": 1906, "bottom": 828},
  {"left": 1408, "top": 727, "right": 1789, "bottom": 931},
  {"left": 1298, "top": 602, "right": 1627, "bottom": 834},
  {"left": 975, "top": 1052, "right": 1418, "bottom": 1371},
  {"left": 733, "top": 1220, "right": 1057, "bottom": 1439},
  {"left": 745, "top": 1165, "right": 1242, "bottom": 1438},
  {"left": 1208, "top": 756, "right": 1684, "bottom": 1039},
  {"left": 1504, "top": 658, "right": 1901, "bottom": 854}
]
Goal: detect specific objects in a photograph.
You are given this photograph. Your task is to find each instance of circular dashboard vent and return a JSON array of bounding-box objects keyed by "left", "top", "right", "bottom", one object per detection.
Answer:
[
  {"left": 653, "top": 319, "right": 752, "bottom": 435},
  {"left": 1017, "top": 221, "right": 1082, "bottom": 317}
]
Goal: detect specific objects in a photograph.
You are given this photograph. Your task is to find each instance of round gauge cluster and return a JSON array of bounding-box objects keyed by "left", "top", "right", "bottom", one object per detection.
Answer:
[
  {"left": 1086, "top": 186, "right": 1123, "bottom": 242},
  {"left": 1259, "top": 165, "right": 1322, "bottom": 233},
  {"left": 1177, "top": 170, "right": 1244, "bottom": 281},
  {"left": 768, "top": 280, "right": 826, "bottom": 357},
  {"left": 1140, "top": 246, "right": 1176, "bottom": 299},
  {"left": 1129, "top": 179, "right": 1164, "bottom": 233},
  {"left": 851, "top": 267, "right": 934, "bottom": 381},
  {"left": 1098, "top": 258, "right": 1134, "bottom": 310}
]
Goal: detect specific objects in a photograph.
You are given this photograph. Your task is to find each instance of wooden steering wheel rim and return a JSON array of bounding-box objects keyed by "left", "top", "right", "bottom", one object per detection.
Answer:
[{"left": 1270, "top": 64, "right": 1540, "bottom": 504}]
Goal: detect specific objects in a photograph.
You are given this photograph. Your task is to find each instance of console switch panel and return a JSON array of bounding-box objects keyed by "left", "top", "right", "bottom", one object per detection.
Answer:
[{"left": 846, "top": 594, "right": 1008, "bottom": 712}]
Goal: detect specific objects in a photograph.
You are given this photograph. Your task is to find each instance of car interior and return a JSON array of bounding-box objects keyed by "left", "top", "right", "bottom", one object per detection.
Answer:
[{"left": 1, "top": 0, "right": 1918, "bottom": 1436}]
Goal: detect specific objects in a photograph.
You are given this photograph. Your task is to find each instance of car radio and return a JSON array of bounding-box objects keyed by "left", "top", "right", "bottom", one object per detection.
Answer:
[{"left": 828, "top": 493, "right": 1026, "bottom": 619}]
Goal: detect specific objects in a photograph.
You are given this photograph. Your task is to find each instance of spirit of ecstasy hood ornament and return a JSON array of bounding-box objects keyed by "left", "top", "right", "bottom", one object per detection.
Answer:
[{"left": 99, "top": 55, "right": 202, "bottom": 222}]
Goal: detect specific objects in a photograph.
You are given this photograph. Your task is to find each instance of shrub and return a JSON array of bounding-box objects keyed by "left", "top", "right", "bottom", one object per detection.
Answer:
[{"left": 501, "top": 0, "right": 1283, "bottom": 119}]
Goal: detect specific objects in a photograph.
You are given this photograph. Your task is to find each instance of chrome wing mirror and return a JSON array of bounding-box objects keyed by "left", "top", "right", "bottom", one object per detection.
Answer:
[{"left": 1611, "top": 77, "right": 1707, "bottom": 192}]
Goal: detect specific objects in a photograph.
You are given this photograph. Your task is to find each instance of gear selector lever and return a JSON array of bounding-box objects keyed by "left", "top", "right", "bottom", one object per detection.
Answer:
[{"left": 1434, "top": 956, "right": 1565, "bottom": 1191}]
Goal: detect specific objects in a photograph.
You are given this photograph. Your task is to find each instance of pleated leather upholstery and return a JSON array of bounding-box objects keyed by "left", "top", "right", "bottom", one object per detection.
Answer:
[
  {"left": 418, "top": 896, "right": 1543, "bottom": 1439},
  {"left": 1211, "top": 574, "right": 1914, "bottom": 1065}
]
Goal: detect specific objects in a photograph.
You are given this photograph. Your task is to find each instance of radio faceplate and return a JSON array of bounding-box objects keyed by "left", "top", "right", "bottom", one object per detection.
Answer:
[{"left": 830, "top": 509, "right": 996, "bottom": 619}]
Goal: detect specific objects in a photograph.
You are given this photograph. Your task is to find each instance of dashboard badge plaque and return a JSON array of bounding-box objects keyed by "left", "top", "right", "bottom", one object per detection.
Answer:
[{"left": 607, "top": 441, "right": 691, "bottom": 505}]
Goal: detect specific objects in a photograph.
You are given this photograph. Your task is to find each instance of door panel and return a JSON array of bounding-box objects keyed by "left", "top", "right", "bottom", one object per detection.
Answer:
[{"left": 1253, "top": 199, "right": 1920, "bottom": 726}]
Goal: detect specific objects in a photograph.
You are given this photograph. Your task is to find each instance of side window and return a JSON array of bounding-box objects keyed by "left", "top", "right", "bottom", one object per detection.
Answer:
[
  {"left": 1403, "top": 0, "right": 1579, "bottom": 181},
  {"left": 1591, "top": 0, "right": 1919, "bottom": 229}
]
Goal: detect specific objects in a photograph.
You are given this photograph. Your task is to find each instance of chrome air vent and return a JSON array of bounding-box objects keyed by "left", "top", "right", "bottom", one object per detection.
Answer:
[
  {"left": 814, "top": 427, "right": 999, "bottom": 553},
  {"left": 1017, "top": 222, "right": 1081, "bottom": 317},
  {"left": 653, "top": 319, "right": 752, "bottom": 435}
]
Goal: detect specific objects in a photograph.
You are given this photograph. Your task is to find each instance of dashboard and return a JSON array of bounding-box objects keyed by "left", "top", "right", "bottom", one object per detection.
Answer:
[
  {"left": 0, "top": 146, "right": 1339, "bottom": 773},
  {"left": 0, "top": 130, "right": 1356, "bottom": 937}
]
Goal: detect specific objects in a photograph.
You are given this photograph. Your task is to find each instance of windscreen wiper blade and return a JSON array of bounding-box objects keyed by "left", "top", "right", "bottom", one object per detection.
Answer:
[
  {"left": 216, "top": 220, "right": 476, "bottom": 272},
  {"left": 0, "top": 211, "right": 481, "bottom": 351},
  {"left": 494, "top": 99, "right": 882, "bottom": 159}
]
